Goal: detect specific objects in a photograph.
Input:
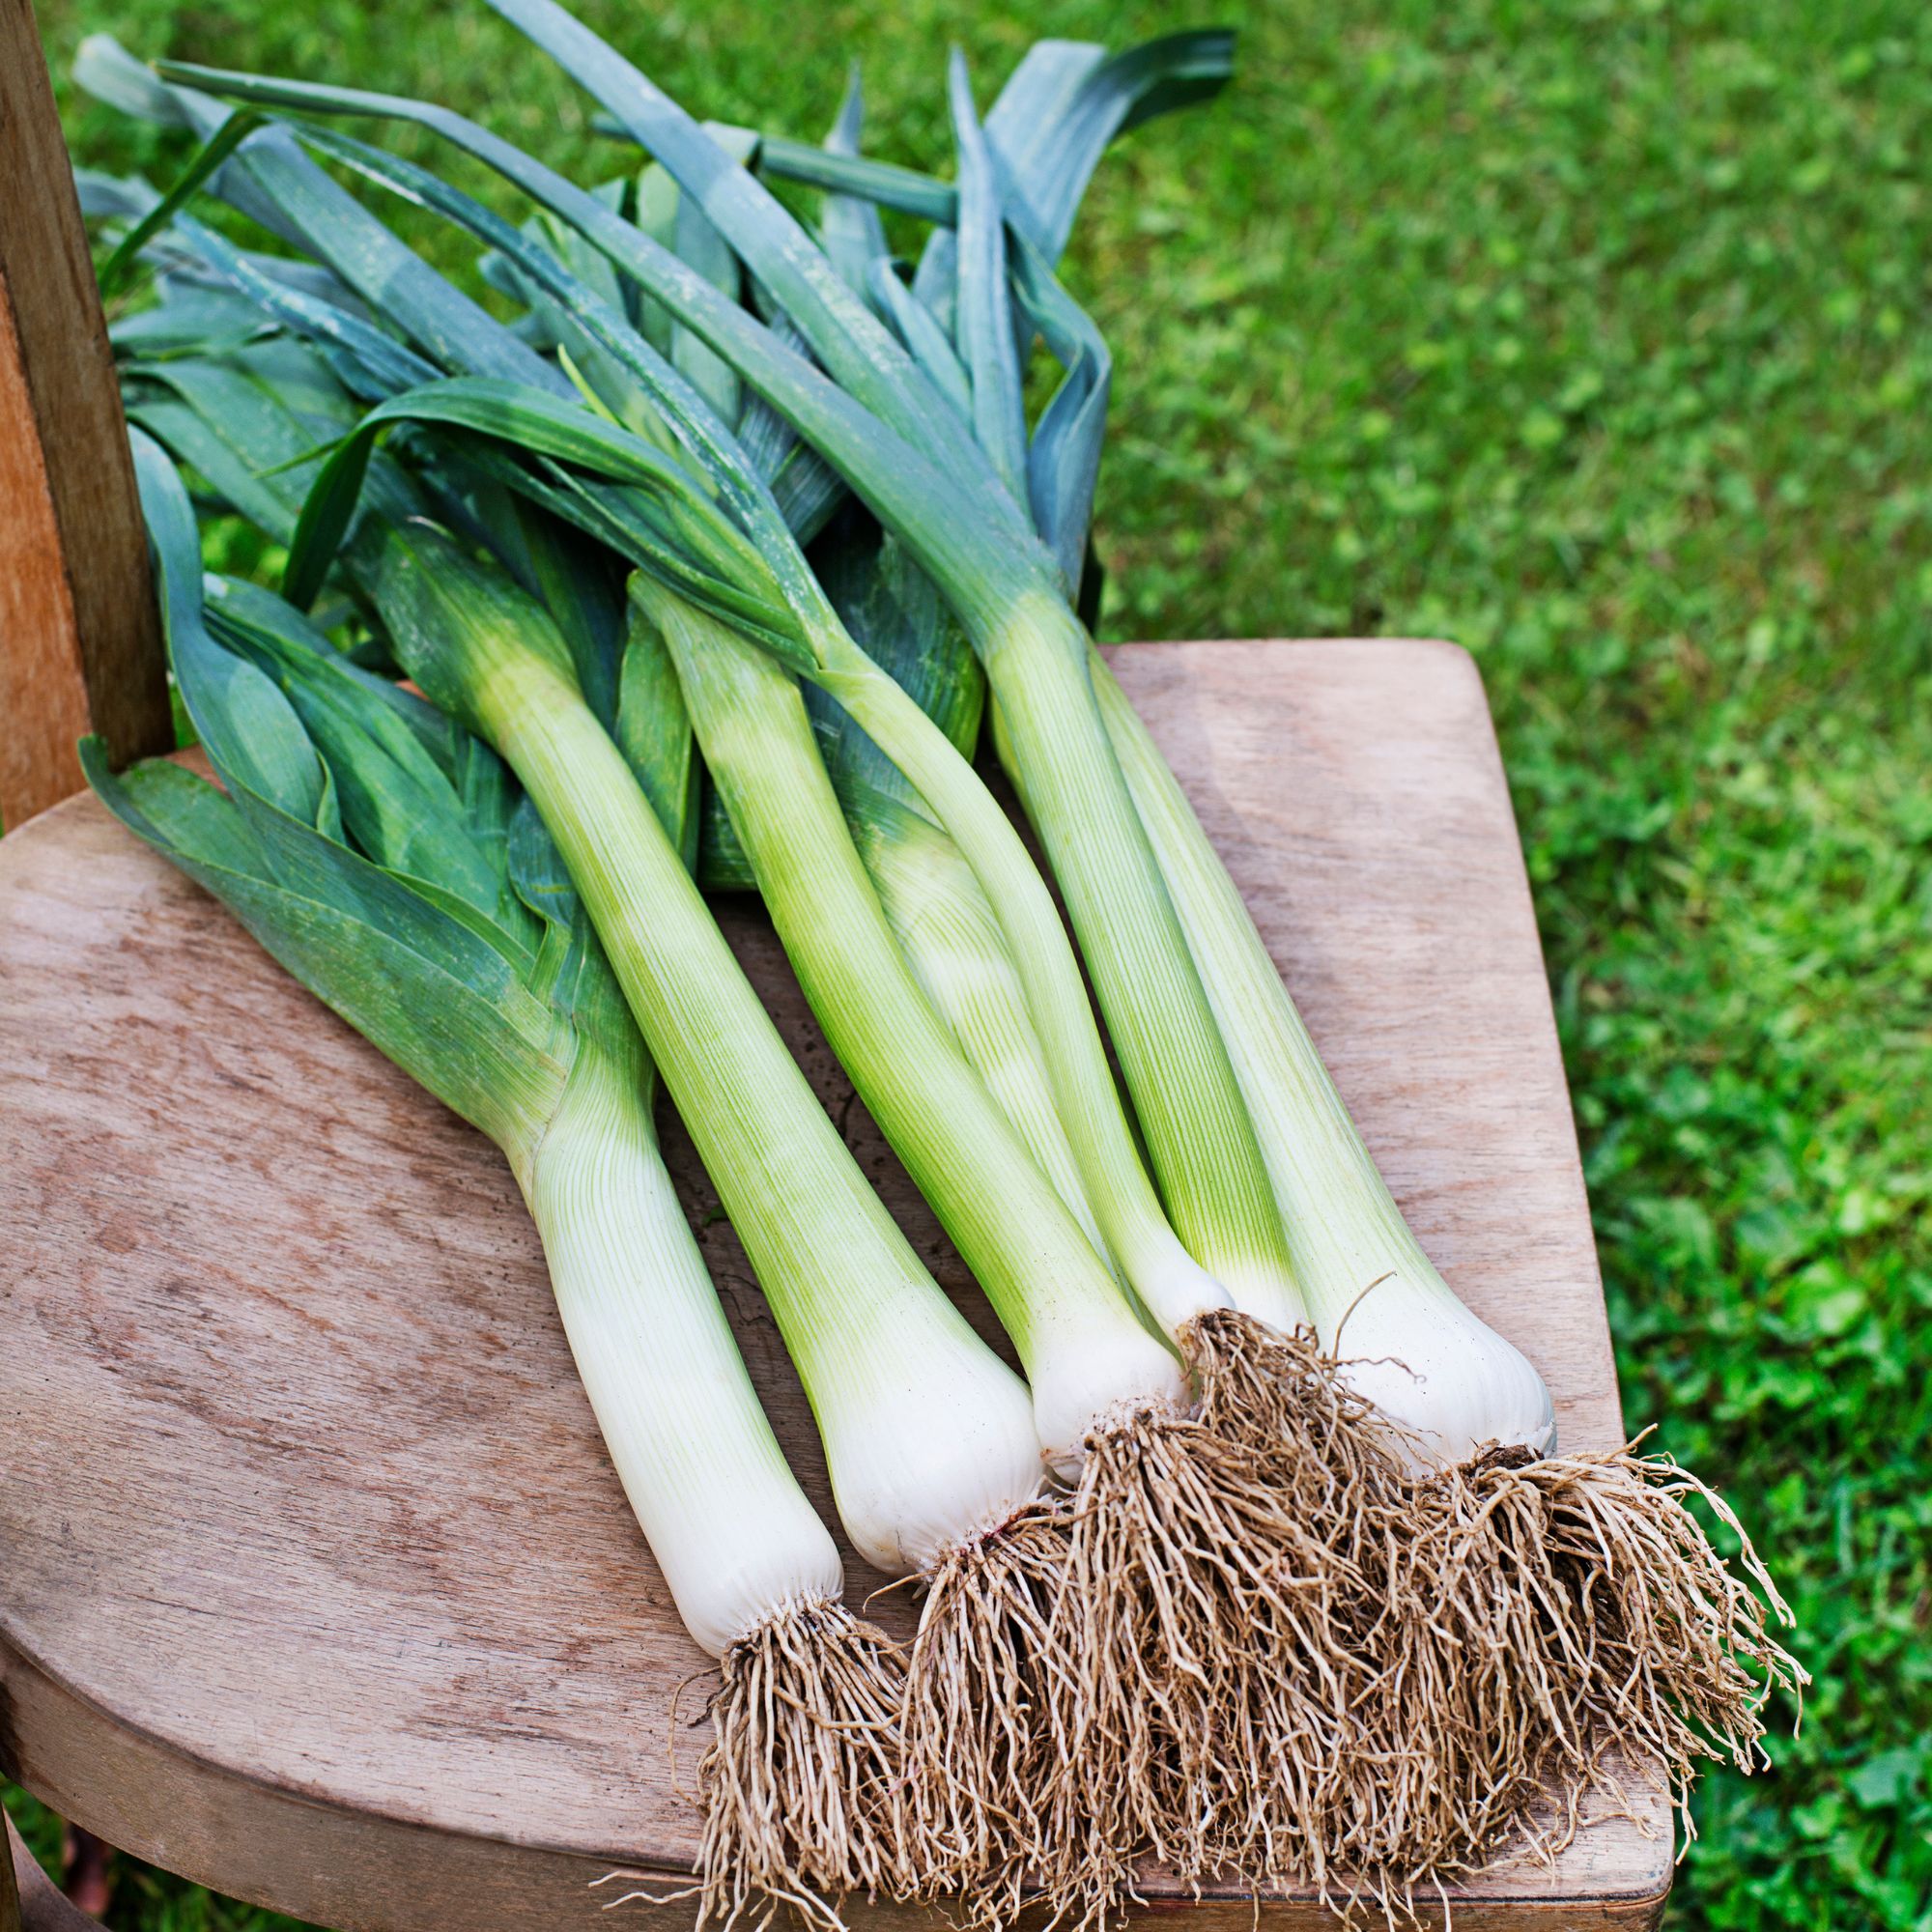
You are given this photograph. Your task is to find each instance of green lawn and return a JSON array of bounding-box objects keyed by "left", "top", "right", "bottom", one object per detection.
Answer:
[{"left": 11, "top": 0, "right": 1929, "bottom": 1926}]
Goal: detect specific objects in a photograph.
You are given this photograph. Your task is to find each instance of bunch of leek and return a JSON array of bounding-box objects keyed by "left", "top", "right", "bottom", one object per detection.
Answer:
[
  {"left": 84, "top": 44, "right": 1354, "bottom": 1916},
  {"left": 93, "top": 431, "right": 911, "bottom": 1925},
  {"left": 82, "top": 9, "right": 1804, "bottom": 1916}
]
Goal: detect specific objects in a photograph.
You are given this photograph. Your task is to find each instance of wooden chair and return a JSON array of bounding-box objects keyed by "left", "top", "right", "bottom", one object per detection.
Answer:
[{"left": 0, "top": 3, "right": 1672, "bottom": 1925}]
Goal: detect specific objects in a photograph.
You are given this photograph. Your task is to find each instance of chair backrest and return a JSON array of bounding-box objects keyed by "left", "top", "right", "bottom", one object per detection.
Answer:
[{"left": 0, "top": 0, "right": 171, "bottom": 831}]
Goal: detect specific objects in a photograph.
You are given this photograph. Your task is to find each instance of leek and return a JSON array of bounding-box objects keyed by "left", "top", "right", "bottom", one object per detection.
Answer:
[{"left": 91, "top": 431, "right": 908, "bottom": 1924}]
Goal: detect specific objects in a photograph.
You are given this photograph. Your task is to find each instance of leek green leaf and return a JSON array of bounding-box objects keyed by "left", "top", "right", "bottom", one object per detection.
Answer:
[
  {"left": 505, "top": 797, "right": 647, "bottom": 1085},
  {"left": 170, "top": 212, "right": 439, "bottom": 401},
  {"left": 209, "top": 575, "right": 450, "bottom": 763},
  {"left": 946, "top": 53, "right": 1028, "bottom": 509},
  {"left": 124, "top": 355, "right": 331, "bottom": 541},
  {"left": 866, "top": 261, "right": 972, "bottom": 428},
  {"left": 669, "top": 122, "right": 758, "bottom": 424},
  {"left": 818, "top": 69, "right": 887, "bottom": 298},
  {"left": 97, "top": 111, "right": 266, "bottom": 296},
  {"left": 84, "top": 740, "right": 571, "bottom": 1156},
  {"left": 75, "top": 166, "right": 161, "bottom": 222},
  {"left": 754, "top": 138, "right": 952, "bottom": 226},
  {"left": 285, "top": 378, "right": 720, "bottom": 608},
  {"left": 472, "top": 0, "right": 1010, "bottom": 518},
  {"left": 807, "top": 520, "right": 980, "bottom": 817},
  {"left": 160, "top": 60, "right": 1023, "bottom": 621},
  {"left": 1009, "top": 239, "right": 1112, "bottom": 593},
  {"left": 205, "top": 580, "right": 518, "bottom": 932},
  {"left": 914, "top": 30, "right": 1235, "bottom": 315},
  {"left": 132, "top": 427, "right": 331, "bottom": 832}
]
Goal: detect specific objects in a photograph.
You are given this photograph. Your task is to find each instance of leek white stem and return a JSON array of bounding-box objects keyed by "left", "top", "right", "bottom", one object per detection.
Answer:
[{"left": 516, "top": 1037, "right": 842, "bottom": 1656}]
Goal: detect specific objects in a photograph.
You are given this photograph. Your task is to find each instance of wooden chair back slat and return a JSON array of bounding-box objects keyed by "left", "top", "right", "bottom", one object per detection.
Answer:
[{"left": 0, "top": 0, "right": 170, "bottom": 830}]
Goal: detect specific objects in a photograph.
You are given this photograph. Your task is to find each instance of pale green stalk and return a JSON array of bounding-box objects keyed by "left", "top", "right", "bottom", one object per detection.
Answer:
[
  {"left": 806, "top": 622, "right": 1256, "bottom": 1337},
  {"left": 372, "top": 526, "right": 1043, "bottom": 1575},
  {"left": 636, "top": 580, "right": 1181, "bottom": 1460},
  {"left": 963, "top": 590, "right": 1303, "bottom": 1330},
  {"left": 848, "top": 792, "right": 1112, "bottom": 1271}
]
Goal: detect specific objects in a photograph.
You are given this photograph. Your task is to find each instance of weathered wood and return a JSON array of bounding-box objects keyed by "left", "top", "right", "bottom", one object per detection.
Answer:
[
  {"left": 0, "top": 0, "right": 171, "bottom": 829},
  {"left": 0, "top": 1813, "right": 18, "bottom": 1932},
  {"left": 3, "top": 1815, "right": 96, "bottom": 1932},
  {"left": 0, "top": 641, "right": 1673, "bottom": 1929}
]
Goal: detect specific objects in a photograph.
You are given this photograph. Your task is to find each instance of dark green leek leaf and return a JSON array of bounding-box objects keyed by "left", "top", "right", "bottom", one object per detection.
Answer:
[
  {"left": 124, "top": 355, "right": 331, "bottom": 541},
  {"left": 807, "top": 518, "right": 981, "bottom": 816},
  {"left": 475, "top": 0, "right": 1007, "bottom": 516},
  {"left": 170, "top": 212, "right": 439, "bottom": 402},
  {"left": 818, "top": 69, "right": 887, "bottom": 298},
  {"left": 756, "top": 138, "right": 953, "bottom": 225},
  {"left": 76, "top": 166, "right": 161, "bottom": 222},
  {"left": 915, "top": 30, "right": 1235, "bottom": 313},
  {"left": 131, "top": 427, "right": 331, "bottom": 831},
  {"left": 505, "top": 799, "right": 645, "bottom": 1087},
  {"left": 1009, "top": 238, "right": 1112, "bottom": 593},
  {"left": 205, "top": 579, "right": 521, "bottom": 937},
  {"left": 110, "top": 289, "right": 269, "bottom": 357},
  {"left": 866, "top": 261, "right": 971, "bottom": 427},
  {"left": 97, "top": 111, "right": 266, "bottom": 296},
  {"left": 211, "top": 575, "right": 449, "bottom": 763},
  {"left": 946, "top": 53, "right": 1028, "bottom": 508},
  {"left": 286, "top": 119, "right": 782, "bottom": 554},
  {"left": 669, "top": 123, "right": 758, "bottom": 424},
  {"left": 163, "top": 59, "right": 1034, "bottom": 623},
  {"left": 286, "top": 378, "right": 722, "bottom": 609},
  {"left": 1003, "top": 30, "right": 1235, "bottom": 261}
]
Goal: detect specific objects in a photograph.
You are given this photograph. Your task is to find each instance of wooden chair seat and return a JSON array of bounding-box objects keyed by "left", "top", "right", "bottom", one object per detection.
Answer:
[{"left": 0, "top": 639, "right": 1672, "bottom": 1931}]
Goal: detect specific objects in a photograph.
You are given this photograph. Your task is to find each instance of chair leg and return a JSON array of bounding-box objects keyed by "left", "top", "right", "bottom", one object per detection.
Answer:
[
  {"left": 4, "top": 1810, "right": 97, "bottom": 1932},
  {"left": 2, "top": 1803, "right": 16, "bottom": 1932}
]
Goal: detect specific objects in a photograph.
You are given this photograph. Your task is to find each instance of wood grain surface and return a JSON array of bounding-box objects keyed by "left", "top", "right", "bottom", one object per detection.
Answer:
[
  {"left": 0, "top": 0, "right": 172, "bottom": 830},
  {"left": 0, "top": 640, "right": 1673, "bottom": 1929}
]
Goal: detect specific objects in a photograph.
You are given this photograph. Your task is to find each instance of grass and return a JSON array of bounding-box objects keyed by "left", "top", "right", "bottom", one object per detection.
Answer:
[{"left": 9, "top": 0, "right": 1928, "bottom": 1925}]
